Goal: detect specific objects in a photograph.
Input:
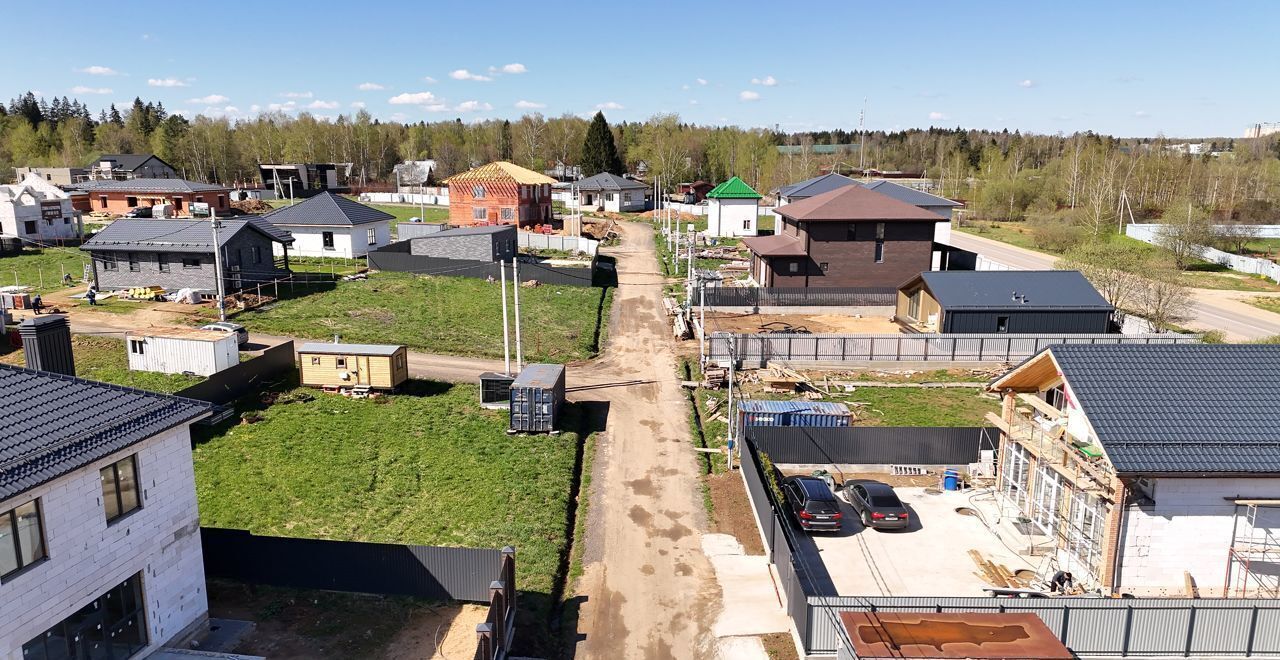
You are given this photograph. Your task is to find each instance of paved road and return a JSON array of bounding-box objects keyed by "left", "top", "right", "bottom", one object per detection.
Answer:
[{"left": 946, "top": 231, "right": 1280, "bottom": 341}]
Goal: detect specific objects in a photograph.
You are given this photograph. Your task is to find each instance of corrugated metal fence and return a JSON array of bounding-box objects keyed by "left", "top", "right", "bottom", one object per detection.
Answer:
[
  {"left": 176, "top": 341, "right": 295, "bottom": 405},
  {"left": 710, "top": 332, "right": 1198, "bottom": 367},
  {"left": 749, "top": 426, "right": 990, "bottom": 466},
  {"left": 703, "top": 287, "right": 896, "bottom": 308},
  {"left": 1128, "top": 223, "right": 1280, "bottom": 283},
  {"left": 368, "top": 243, "right": 604, "bottom": 287},
  {"left": 518, "top": 232, "right": 600, "bottom": 256}
]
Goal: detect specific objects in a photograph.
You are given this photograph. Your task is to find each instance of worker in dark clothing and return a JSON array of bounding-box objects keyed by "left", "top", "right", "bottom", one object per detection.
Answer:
[
  {"left": 86, "top": 287, "right": 97, "bottom": 306},
  {"left": 62, "top": 272, "right": 73, "bottom": 286},
  {"left": 31, "top": 294, "right": 43, "bottom": 315},
  {"left": 1049, "top": 570, "right": 1074, "bottom": 594}
]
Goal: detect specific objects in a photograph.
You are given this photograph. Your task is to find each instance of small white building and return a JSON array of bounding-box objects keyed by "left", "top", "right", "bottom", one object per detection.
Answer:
[
  {"left": 126, "top": 328, "right": 239, "bottom": 377},
  {"left": 0, "top": 173, "right": 82, "bottom": 241},
  {"left": 261, "top": 191, "right": 393, "bottom": 258},
  {"left": 704, "top": 176, "right": 761, "bottom": 237},
  {"left": 564, "top": 172, "right": 649, "bottom": 213},
  {"left": 0, "top": 362, "right": 213, "bottom": 658}
]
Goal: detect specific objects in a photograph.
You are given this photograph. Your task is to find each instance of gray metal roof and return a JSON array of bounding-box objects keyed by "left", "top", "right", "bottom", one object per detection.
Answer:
[
  {"left": 413, "top": 225, "right": 516, "bottom": 238},
  {"left": 573, "top": 172, "right": 650, "bottom": 192},
  {"left": 863, "top": 180, "right": 962, "bottom": 208},
  {"left": 89, "top": 153, "right": 173, "bottom": 172},
  {"left": 777, "top": 173, "right": 859, "bottom": 199},
  {"left": 512, "top": 364, "right": 564, "bottom": 389},
  {"left": 73, "top": 178, "right": 228, "bottom": 193},
  {"left": 262, "top": 192, "right": 394, "bottom": 227},
  {"left": 298, "top": 342, "right": 403, "bottom": 356},
  {"left": 81, "top": 217, "right": 293, "bottom": 253},
  {"left": 917, "top": 271, "right": 1113, "bottom": 311},
  {"left": 0, "top": 364, "right": 211, "bottom": 501},
  {"left": 1051, "top": 344, "right": 1280, "bottom": 475}
]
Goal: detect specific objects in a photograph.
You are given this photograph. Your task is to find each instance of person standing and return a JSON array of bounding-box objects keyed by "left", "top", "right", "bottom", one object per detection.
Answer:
[
  {"left": 31, "top": 294, "right": 43, "bottom": 315},
  {"left": 86, "top": 287, "right": 97, "bottom": 306}
]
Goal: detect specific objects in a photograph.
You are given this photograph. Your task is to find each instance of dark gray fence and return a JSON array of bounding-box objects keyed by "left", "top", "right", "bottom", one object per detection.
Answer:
[
  {"left": 748, "top": 426, "right": 990, "bottom": 466},
  {"left": 368, "top": 242, "right": 604, "bottom": 287},
  {"left": 201, "top": 527, "right": 506, "bottom": 603},
  {"left": 807, "top": 596, "right": 1280, "bottom": 657},
  {"left": 175, "top": 341, "right": 295, "bottom": 405},
  {"left": 703, "top": 286, "right": 896, "bottom": 307},
  {"left": 710, "top": 332, "right": 1198, "bottom": 368}
]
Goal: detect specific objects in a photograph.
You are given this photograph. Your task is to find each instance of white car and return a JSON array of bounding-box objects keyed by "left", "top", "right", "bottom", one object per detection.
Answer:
[{"left": 200, "top": 321, "right": 249, "bottom": 346}]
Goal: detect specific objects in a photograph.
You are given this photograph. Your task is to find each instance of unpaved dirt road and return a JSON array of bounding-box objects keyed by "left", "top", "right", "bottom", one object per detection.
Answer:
[{"left": 572, "top": 222, "right": 720, "bottom": 659}]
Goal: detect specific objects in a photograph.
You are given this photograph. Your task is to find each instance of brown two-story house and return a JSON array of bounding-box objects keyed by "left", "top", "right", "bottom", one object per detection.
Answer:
[{"left": 742, "top": 184, "right": 946, "bottom": 288}]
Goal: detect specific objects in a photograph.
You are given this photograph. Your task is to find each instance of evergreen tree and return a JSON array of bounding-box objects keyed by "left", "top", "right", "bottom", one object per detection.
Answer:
[
  {"left": 108, "top": 104, "right": 123, "bottom": 126},
  {"left": 498, "top": 120, "right": 513, "bottom": 161},
  {"left": 580, "top": 111, "right": 624, "bottom": 176}
]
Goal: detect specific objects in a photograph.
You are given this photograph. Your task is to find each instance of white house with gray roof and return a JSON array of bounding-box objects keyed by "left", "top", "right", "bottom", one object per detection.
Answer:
[
  {"left": 563, "top": 172, "right": 649, "bottom": 212},
  {"left": 0, "top": 362, "right": 213, "bottom": 658},
  {"left": 261, "top": 191, "right": 393, "bottom": 258},
  {"left": 1, "top": 173, "right": 82, "bottom": 242}
]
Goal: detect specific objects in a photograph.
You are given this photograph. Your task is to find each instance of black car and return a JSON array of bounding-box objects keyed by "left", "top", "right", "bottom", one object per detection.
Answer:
[
  {"left": 122, "top": 206, "right": 153, "bottom": 218},
  {"left": 842, "top": 480, "right": 911, "bottom": 530},
  {"left": 781, "top": 476, "right": 842, "bottom": 532}
]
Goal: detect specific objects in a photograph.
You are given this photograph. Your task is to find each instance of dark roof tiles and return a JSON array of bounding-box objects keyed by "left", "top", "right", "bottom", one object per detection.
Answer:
[
  {"left": 917, "top": 271, "right": 1113, "bottom": 311},
  {"left": 81, "top": 217, "right": 293, "bottom": 253},
  {"left": 262, "top": 192, "right": 394, "bottom": 227},
  {"left": 774, "top": 184, "right": 945, "bottom": 222}
]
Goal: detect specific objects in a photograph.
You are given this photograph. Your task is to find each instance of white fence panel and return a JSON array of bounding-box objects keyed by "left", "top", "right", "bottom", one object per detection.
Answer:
[
  {"left": 517, "top": 232, "right": 599, "bottom": 256},
  {"left": 361, "top": 191, "right": 450, "bottom": 206},
  {"left": 1126, "top": 223, "right": 1280, "bottom": 282}
]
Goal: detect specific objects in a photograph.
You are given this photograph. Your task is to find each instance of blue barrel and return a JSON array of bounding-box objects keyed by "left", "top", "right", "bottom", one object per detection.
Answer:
[{"left": 943, "top": 469, "right": 960, "bottom": 491}]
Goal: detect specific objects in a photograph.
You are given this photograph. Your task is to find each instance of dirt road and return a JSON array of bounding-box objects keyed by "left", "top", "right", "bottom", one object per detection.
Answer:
[{"left": 572, "top": 222, "right": 720, "bottom": 659}]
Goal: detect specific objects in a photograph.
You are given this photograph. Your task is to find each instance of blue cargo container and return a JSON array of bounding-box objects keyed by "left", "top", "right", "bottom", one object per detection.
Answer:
[
  {"left": 509, "top": 364, "right": 566, "bottom": 433},
  {"left": 736, "top": 399, "right": 851, "bottom": 438}
]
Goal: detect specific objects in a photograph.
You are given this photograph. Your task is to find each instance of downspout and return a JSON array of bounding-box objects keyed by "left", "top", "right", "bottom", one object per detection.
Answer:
[{"left": 1102, "top": 478, "right": 1129, "bottom": 593}]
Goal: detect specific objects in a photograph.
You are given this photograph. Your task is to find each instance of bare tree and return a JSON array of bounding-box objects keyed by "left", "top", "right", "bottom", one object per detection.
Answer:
[
  {"left": 1157, "top": 201, "right": 1212, "bottom": 269},
  {"left": 1060, "top": 241, "right": 1147, "bottom": 311},
  {"left": 1214, "top": 220, "right": 1262, "bottom": 254},
  {"left": 1132, "top": 265, "right": 1193, "bottom": 331}
]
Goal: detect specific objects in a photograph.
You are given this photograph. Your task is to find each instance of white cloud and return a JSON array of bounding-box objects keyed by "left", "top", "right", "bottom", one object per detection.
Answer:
[
  {"left": 1018, "top": 79, "right": 1036, "bottom": 88},
  {"left": 188, "top": 94, "right": 230, "bottom": 104},
  {"left": 500, "top": 63, "right": 527, "bottom": 74},
  {"left": 696, "top": 78, "right": 708, "bottom": 85},
  {"left": 201, "top": 105, "right": 241, "bottom": 118},
  {"left": 1134, "top": 110, "right": 1150, "bottom": 118},
  {"left": 267, "top": 101, "right": 297, "bottom": 112},
  {"left": 389, "top": 91, "right": 439, "bottom": 105},
  {"left": 454, "top": 100, "right": 493, "bottom": 113},
  {"left": 739, "top": 90, "right": 761, "bottom": 102},
  {"left": 515, "top": 100, "right": 546, "bottom": 109},
  {"left": 390, "top": 112, "right": 410, "bottom": 122},
  {"left": 147, "top": 78, "right": 189, "bottom": 87},
  {"left": 250, "top": 104, "right": 262, "bottom": 113},
  {"left": 424, "top": 103, "right": 450, "bottom": 112},
  {"left": 140, "top": 33, "right": 152, "bottom": 41},
  {"left": 751, "top": 75, "right": 777, "bottom": 86},
  {"left": 423, "top": 76, "right": 438, "bottom": 83},
  {"left": 681, "top": 84, "right": 690, "bottom": 91},
  {"left": 308, "top": 100, "right": 340, "bottom": 110},
  {"left": 350, "top": 101, "right": 367, "bottom": 109},
  {"left": 357, "top": 82, "right": 385, "bottom": 91},
  {"left": 280, "top": 91, "right": 313, "bottom": 98},
  {"left": 71, "top": 86, "right": 112, "bottom": 95},
  {"left": 450, "top": 69, "right": 492, "bottom": 82},
  {"left": 77, "top": 65, "right": 119, "bottom": 76},
  {"left": 595, "top": 101, "right": 624, "bottom": 110},
  {"left": 928, "top": 111, "right": 948, "bottom": 121},
  {"left": 689, "top": 100, "right": 700, "bottom": 105}
]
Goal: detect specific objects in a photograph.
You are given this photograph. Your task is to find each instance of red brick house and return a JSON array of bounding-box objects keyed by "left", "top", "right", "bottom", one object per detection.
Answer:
[
  {"left": 743, "top": 184, "right": 946, "bottom": 288},
  {"left": 74, "top": 179, "right": 231, "bottom": 216},
  {"left": 444, "top": 161, "right": 556, "bottom": 227}
]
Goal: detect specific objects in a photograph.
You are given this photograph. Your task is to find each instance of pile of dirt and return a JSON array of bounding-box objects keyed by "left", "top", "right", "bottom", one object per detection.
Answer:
[
  {"left": 231, "top": 199, "right": 274, "bottom": 214},
  {"left": 638, "top": 209, "right": 701, "bottom": 223}
]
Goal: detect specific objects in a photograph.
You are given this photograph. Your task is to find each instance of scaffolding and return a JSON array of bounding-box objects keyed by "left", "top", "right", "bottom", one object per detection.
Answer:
[{"left": 1224, "top": 500, "right": 1280, "bottom": 598}]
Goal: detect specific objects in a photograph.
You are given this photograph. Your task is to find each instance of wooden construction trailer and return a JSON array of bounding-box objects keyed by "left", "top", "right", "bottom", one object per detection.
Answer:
[{"left": 297, "top": 342, "right": 409, "bottom": 390}]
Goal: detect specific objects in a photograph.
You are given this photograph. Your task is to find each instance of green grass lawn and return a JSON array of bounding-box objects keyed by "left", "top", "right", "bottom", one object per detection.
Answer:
[
  {"left": 0, "top": 247, "right": 92, "bottom": 293},
  {"left": 235, "top": 271, "right": 611, "bottom": 363},
  {"left": 192, "top": 380, "right": 582, "bottom": 595},
  {"left": 1249, "top": 296, "right": 1280, "bottom": 316},
  {"left": 843, "top": 386, "right": 999, "bottom": 426},
  {"left": 0, "top": 335, "right": 203, "bottom": 393},
  {"left": 287, "top": 255, "right": 366, "bottom": 275}
]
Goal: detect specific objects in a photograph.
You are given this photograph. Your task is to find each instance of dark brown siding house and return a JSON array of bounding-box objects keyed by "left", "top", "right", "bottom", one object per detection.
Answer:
[{"left": 742, "top": 184, "right": 946, "bottom": 288}]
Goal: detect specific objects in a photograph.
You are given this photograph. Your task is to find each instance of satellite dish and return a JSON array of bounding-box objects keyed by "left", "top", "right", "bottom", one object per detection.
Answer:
[{"left": 339, "top": 371, "right": 351, "bottom": 381}]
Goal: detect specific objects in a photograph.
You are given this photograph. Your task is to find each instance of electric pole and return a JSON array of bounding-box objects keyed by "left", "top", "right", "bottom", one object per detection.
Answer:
[
  {"left": 211, "top": 210, "right": 227, "bottom": 322},
  {"left": 512, "top": 258, "right": 523, "bottom": 371},
  {"left": 500, "top": 260, "right": 511, "bottom": 375}
]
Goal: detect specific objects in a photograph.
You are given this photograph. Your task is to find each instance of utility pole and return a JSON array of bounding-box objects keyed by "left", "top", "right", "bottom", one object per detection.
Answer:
[
  {"left": 726, "top": 341, "right": 736, "bottom": 471},
  {"left": 858, "top": 97, "right": 868, "bottom": 171},
  {"left": 512, "top": 258, "right": 523, "bottom": 371},
  {"left": 500, "top": 260, "right": 511, "bottom": 375},
  {"left": 211, "top": 210, "right": 227, "bottom": 322},
  {"left": 699, "top": 280, "right": 706, "bottom": 364}
]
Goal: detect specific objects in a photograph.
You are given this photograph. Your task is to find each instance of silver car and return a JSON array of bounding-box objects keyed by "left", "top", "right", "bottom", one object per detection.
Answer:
[{"left": 200, "top": 321, "right": 249, "bottom": 346}]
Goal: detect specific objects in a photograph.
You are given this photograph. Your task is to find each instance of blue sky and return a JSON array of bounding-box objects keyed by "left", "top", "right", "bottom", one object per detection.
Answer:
[{"left": 3, "top": 1, "right": 1274, "bottom": 138}]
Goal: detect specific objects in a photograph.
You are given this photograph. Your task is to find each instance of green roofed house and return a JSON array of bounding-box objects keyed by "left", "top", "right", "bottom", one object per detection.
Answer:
[{"left": 705, "top": 176, "right": 762, "bottom": 237}]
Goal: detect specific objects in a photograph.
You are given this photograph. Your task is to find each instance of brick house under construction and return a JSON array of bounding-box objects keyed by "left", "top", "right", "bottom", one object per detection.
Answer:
[
  {"left": 444, "top": 161, "right": 556, "bottom": 227},
  {"left": 987, "top": 344, "right": 1280, "bottom": 597}
]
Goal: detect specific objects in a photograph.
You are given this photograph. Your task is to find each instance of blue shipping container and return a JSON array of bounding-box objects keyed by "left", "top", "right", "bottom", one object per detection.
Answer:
[{"left": 736, "top": 399, "right": 851, "bottom": 438}]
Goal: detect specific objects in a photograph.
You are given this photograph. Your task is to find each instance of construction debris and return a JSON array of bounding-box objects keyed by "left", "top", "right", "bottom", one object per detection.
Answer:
[{"left": 230, "top": 198, "right": 274, "bottom": 214}]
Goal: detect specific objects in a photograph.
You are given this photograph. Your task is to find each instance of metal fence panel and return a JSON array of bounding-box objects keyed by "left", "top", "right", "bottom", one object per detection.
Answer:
[
  {"left": 368, "top": 247, "right": 601, "bottom": 287},
  {"left": 749, "top": 427, "right": 989, "bottom": 466},
  {"left": 176, "top": 341, "right": 295, "bottom": 405},
  {"left": 703, "top": 286, "right": 896, "bottom": 308}
]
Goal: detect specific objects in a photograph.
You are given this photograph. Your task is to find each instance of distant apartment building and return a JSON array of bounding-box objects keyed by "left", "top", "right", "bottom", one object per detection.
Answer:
[
  {"left": 1245, "top": 122, "right": 1280, "bottom": 139},
  {"left": 12, "top": 167, "right": 87, "bottom": 186}
]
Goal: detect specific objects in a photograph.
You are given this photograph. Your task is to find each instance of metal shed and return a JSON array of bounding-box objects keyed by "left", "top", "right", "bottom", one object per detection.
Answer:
[
  {"left": 126, "top": 328, "right": 239, "bottom": 377},
  {"left": 509, "top": 364, "right": 566, "bottom": 433},
  {"left": 479, "top": 371, "right": 515, "bottom": 410},
  {"left": 736, "top": 399, "right": 851, "bottom": 438}
]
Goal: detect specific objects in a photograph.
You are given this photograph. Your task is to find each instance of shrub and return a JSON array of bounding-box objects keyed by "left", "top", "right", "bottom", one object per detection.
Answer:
[{"left": 1026, "top": 214, "right": 1086, "bottom": 252}]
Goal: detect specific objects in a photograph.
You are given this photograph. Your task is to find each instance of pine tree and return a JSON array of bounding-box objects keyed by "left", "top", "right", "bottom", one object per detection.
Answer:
[
  {"left": 498, "top": 120, "right": 513, "bottom": 161},
  {"left": 108, "top": 104, "right": 123, "bottom": 126},
  {"left": 580, "top": 111, "right": 624, "bottom": 176}
]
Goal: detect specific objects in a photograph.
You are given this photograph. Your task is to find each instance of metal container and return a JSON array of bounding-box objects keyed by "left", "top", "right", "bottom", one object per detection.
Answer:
[
  {"left": 509, "top": 364, "right": 566, "bottom": 433},
  {"left": 479, "top": 372, "right": 515, "bottom": 410},
  {"left": 736, "top": 399, "right": 851, "bottom": 438}
]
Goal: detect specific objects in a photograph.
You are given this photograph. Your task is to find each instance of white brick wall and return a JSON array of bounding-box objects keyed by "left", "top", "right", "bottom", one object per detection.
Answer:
[
  {"left": 0, "top": 425, "right": 208, "bottom": 657},
  {"left": 1118, "top": 477, "right": 1280, "bottom": 596}
]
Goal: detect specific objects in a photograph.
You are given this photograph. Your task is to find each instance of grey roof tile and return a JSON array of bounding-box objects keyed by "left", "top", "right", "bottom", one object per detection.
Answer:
[
  {"left": 572, "top": 172, "right": 649, "bottom": 192},
  {"left": 918, "top": 270, "right": 1113, "bottom": 311},
  {"left": 863, "top": 180, "right": 963, "bottom": 208},
  {"left": 262, "top": 192, "right": 394, "bottom": 227},
  {"left": 0, "top": 364, "right": 211, "bottom": 500},
  {"left": 81, "top": 217, "right": 292, "bottom": 253},
  {"left": 73, "top": 177, "right": 228, "bottom": 193},
  {"left": 777, "top": 173, "right": 860, "bottom": 199}
]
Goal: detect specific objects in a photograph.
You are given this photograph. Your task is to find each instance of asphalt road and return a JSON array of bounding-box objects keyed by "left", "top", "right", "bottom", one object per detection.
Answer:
[{"left": 945, "top": 231, "right": 1280, "bottom": 341}]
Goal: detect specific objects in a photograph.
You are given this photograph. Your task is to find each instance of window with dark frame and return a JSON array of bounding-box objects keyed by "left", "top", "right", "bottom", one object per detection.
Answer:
[
  {"left": 996, "top": 316, "right": 1010, "bottom": 333},
  {"left": 128, "top": 252, "right": 139, "bottom": 272},
  {"left": 311, "top": 356, "right": 321, "bottom": 365},
  {"left": 22, "top": 573, "right": 148, "bottom": 659},
  {"left": 158, "top": 253, "right": 169, "bottom": 272},
  {"left": 788, "top": 261, "right": 799, "bottom": 274},
  {"left": 874, "top": 222, "right": 885, "bottom": 263},
  {"left": 336, "top": 357, "right": 347, "bottom": 369},
  {"left": 101, "top": 455, "right": 140, "bottom": 523},
  {"left": 819, "top": 262, "right": 829, "bottom": 272},
  {"left": 322, "top": 231, "right": 335, "bottom": 249},
  {"left": 129, "top": 339, "right": 144, "bottom": 354},
  {"left": 102, "top": 255, "right": 117, "bottom": 271},
  {"left": 23, "top": 221, "right": 36, "bottom": 234},
  {"left": 182, "top": 257, "right": 201, "bottom": 269},
  {"left": 251, "top": 246, "right": 262, "bottom": 264},
  {"left": 1, "top": 499, "right": 46, "bottom": 580}
]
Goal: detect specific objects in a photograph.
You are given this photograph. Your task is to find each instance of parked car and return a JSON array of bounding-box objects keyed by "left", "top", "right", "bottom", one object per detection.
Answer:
[
  {"left": 781, "top": 476, "right": 842, "bottom": 532},
  {"left": 122, "top": 206, "right": 153, "bottom": 218},
  {"left": 200, "top": 321, "right": 249, "bottom": 346},
  {"left": 841, "top": 480, "right": 910, "bottom": 530}
]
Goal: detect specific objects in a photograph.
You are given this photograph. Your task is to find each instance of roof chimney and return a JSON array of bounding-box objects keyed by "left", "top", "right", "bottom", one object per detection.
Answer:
[{"left": 18, "top": 314, "right": 75, "bottom": 377}]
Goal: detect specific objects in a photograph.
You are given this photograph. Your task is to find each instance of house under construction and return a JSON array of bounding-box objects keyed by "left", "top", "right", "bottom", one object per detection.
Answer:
[{"left": 986, "top": 344, "right": 1280, "bottom": 597}]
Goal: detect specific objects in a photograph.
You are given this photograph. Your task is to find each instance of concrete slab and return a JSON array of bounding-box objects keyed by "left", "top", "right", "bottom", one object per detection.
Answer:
[
  {"left": 197, "top": 618, "right": 255, "bottom": 653},
  {"left": 714, "top": 635, "right": 770, "bottom": 660},
  {"left": 809, "top": 487, "right": 1039, "bottom": 597},
  {"left": 701, "top": 533, "right": 793, "bottom": 638}
]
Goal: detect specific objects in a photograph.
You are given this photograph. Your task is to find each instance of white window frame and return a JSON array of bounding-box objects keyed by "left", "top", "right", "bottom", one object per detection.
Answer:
[
  {"left": 1001, "top": 442, "right": 1032, "bottom": 511},
  {"left": 1032, "top": 464, "right": 1063, "bottom": 535},
  {"left": 367, "top": 228, "right": 377, "bottom": 245}
]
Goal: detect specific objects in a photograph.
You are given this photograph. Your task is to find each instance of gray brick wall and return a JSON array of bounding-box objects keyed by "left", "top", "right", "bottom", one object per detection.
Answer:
[
  {"left": 408, "top": 227, "right": 516, "bottom": 262},
  {"left": 90, "top": 231, "right": 288, "bottom": 293}
]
